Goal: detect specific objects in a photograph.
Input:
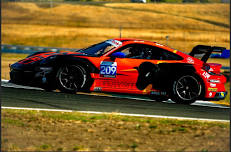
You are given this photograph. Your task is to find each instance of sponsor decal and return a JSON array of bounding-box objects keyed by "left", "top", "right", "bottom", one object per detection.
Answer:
[
  {"left": 208, "top": 79, "right": 220, "bottom": 83},
  {"left": 208, "top": 88, "right": 218, "bottom": 92},
  {"left": 220, "top": 92, "right": 225, "bottom": 97},
  {"left": 150, "top": 91, "right": 167, "bottom": 96},
  {"left": 209, "top": 92, "right": 213, "bottom": 97},
  {"left": 94, "top": 87, "right": 102, "bottom": 91},
  {"left": 106, "top": 40, "right": 122, "bottom": 47},
  {"left": 202, "top": 71, "right": 210, "bottom": 79},
  {"left": 210, "top": 83, "right": 216, "bottom": 87},
  {"left": 155, "top": 43, "right": 164, "bottom": 47},
  {"left": 100, "top": 61, "right": 117, "bottom": 78},
  {"left": 100, "top": 80, "right": 135, "bottom": 89},
  {"left": 186, "top": 57, "right": 194, "bottom": 64}
]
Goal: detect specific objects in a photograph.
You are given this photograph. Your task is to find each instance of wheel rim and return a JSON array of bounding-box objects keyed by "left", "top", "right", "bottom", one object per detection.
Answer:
[
  {"left": 175, "top": 75, "right": 201, "bottom": 101},
  {"left": 58, "top": 65, "right": 86, "bottom": 91}
]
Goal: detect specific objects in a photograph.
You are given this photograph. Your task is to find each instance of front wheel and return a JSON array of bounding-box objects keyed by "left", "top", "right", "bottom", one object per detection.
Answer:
[
  {"left": 171, "top": 75, "right": 202, "bottom": 104},
  {"left": 56, "top": 64, "right": 88, "bottom": 93}
]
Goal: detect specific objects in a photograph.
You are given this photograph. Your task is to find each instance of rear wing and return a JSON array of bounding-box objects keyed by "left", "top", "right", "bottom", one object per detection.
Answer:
[{"left": 189, "top": 45, "right": 226, "bottom": 63}]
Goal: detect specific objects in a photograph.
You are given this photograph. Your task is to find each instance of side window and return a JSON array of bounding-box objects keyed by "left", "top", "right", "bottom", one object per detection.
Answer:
[
  {"left": 120, "top": 47, "right": 132, "bottom": 57},
  {"left": 114, "top": 44, "right": 183, "bottom": 60},
  {"left": 119, "top": 45, "right": 144, "bottom": 59},
  {"left": 162, "top": 51, "right": 183, "bottom": 60},
  {"left": 150, "top": 46, "right": 183, "bottom": 60},
  {"left": 140, "top": 47, "right": 153, "bottom": 59}
]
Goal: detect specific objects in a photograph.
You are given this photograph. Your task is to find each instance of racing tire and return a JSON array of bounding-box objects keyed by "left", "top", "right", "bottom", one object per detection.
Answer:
[
  {"left": 56, "top": 64, "right": 89, "bottom": 94},
  {"left": 171, "top": 75, "right": 202, "bottom": 104}
]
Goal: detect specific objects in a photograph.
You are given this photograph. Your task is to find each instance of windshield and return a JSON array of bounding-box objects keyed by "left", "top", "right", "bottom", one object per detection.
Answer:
[{"left": 77, "top": 40, "right": 122, "bottom": 56}]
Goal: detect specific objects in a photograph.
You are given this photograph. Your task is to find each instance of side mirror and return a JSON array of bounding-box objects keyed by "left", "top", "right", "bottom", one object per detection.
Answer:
[{"left": 110, "top": 52, "right": 126, "bottom": 60}]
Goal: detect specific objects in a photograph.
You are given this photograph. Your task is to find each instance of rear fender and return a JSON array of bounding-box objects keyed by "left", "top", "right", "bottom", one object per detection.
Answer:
[
  {"left": 135, "top": 62, "right": 198, "bottom": 91},
  {"left": 152, "top": 63, "right": 197, "bottom": 91}
]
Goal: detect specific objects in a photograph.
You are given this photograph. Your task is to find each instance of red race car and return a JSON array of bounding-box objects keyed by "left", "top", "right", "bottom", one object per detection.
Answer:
[{"left": 10, "top": 38, "right": 227, "bottom": 104}]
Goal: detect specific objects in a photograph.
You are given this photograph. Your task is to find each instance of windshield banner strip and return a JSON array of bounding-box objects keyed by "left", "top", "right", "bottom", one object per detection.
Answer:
[{"left": 106, "top": 40, "right": 122, "bottom": 48}]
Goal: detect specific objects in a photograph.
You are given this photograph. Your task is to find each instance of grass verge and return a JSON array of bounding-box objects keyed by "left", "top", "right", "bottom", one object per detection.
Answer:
[{"left": 1, "top": 109, "right": 230, "bottom": 151}]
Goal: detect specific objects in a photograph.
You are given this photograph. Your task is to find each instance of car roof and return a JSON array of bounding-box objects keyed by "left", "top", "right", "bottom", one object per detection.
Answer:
[
  {"left": 114, "top": 38, "right": 172, "bottom": 51},
  {"left": 114, "top": 38, "right": 151, "bottom": 43},
  {"left": 110, "top": 38, "right": 193, "bottom": 59}
]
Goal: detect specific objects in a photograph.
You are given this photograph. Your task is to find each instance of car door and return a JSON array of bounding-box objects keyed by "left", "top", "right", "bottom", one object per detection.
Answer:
[{"left": 96, "top": 43, "right": 159, "bottom": 94}]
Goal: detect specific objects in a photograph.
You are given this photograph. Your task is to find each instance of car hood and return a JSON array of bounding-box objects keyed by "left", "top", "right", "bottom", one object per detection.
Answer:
[
  {"left": 10, "top": 51, "right": 86, "bottom": 70},
  {"left": 18, "top": 51, "right": 86, "bottom": 65}
]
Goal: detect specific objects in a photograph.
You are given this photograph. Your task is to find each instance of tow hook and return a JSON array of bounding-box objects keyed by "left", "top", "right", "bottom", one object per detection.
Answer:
[
  {"left": 42, "top": 75, "right": 47, "bottom": 84},
  {"left": 35, "top": 67, "right": 53, "bottom": 83}
]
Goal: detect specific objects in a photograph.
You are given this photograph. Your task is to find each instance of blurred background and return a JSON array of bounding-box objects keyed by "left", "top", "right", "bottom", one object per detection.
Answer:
[
  {"left": 1, "top": 0, "right": 230, "bottom": 103},
  {"left": 2, "top": 0, "right": 230, "bottom": 51}
]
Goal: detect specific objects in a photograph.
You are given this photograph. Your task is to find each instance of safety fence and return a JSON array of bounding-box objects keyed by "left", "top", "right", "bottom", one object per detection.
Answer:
[{"left": 1, "top": 44, "right": 78, "bottom": 54}]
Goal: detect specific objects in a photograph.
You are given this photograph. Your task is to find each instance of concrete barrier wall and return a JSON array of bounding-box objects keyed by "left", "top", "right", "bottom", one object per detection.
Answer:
[
  {"left": 1, "top": 44, "right": 229, "bottom": 71},
  {"left": 1, "top": 44, "right": 78, "bottom": 54}
]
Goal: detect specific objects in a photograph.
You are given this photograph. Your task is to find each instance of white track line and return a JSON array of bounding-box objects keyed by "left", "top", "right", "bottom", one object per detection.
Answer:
[
  {"left": 2, "top": 79, "right": 229, "bottom": 109},
  {"left": 1, "top": 79, "right": 43, "bottom": 90},
  {"left": 2, "top": 106, "right": 229, "bottom": 122}
]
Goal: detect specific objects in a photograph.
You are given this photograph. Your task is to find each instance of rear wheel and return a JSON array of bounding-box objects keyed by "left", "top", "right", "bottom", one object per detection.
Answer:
[
  {"left": 56, "top": 64, "right": 88, "bottom": 93},
  {"left": 171, "top": 75, "right": 201, "bottom": 104}
]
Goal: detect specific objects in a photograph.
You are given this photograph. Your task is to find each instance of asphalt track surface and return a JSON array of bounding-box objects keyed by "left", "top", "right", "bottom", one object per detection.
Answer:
[{"left": 1, "top": 80, "right": 229, "bottom": 121}]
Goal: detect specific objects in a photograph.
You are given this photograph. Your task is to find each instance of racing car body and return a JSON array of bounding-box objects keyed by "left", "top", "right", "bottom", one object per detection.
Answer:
[{"left": 10, "top": 38, "right": 227, "bottom": 104}]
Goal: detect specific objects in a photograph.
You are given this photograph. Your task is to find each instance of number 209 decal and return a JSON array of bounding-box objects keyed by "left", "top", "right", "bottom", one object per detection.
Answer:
[{"left": 100, "top": 61, "right": 117, "bottom": 78}]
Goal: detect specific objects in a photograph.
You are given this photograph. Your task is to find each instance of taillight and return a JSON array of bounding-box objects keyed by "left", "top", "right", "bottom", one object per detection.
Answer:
[{"left": 202, "top": 63, "right": 210, "bottom": 71}]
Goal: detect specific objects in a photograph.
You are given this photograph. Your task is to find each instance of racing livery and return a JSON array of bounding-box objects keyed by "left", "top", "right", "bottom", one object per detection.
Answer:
[{"left": 10, "top": 38, "right": 227, "bottom": 104}]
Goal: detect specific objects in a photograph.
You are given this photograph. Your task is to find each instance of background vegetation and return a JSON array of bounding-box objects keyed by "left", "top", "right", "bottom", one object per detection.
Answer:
[{"left": 2, "top": 2, "right": 229, "bottom": 51}]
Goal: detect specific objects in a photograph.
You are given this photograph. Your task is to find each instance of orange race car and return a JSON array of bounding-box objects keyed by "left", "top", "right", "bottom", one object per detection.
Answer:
[{"left": 10, "top": 38, "right": 227, "bottom": 104}]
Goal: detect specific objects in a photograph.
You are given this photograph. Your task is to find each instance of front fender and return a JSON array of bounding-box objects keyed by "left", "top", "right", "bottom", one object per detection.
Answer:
[{"left": 54, "top": 55, "right": 99, "bottom": 73}]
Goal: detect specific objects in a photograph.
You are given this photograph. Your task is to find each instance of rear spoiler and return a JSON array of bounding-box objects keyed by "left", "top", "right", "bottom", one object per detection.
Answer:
[{"left": 189, "top": 45, "right": 226, "bottom": 63}]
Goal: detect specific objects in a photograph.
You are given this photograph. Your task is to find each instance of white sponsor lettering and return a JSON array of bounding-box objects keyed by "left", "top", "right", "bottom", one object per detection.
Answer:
[
  {"left": 210, "top": 83, "right": 216, "bottom": 87},
  {"left": 202, "top": 72, "right": 210, "bottom": 79},
  {"left": 209, "top": 92, "right": 213, "bottom": 97},
  {"left": 106, "top": 40, "right": 122, "bottom": 47},
  {"left": 94, "top": 87, "right": 102, "bottom": 91},
  {"left": 156, "top": 43, "right": 164, "bottom": 47},
  {"left": 100, "top": 61, "right": 117, "bottom": 78},
  {"left": 187, "top": 57, "right": 194, "bottom": 64}
]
